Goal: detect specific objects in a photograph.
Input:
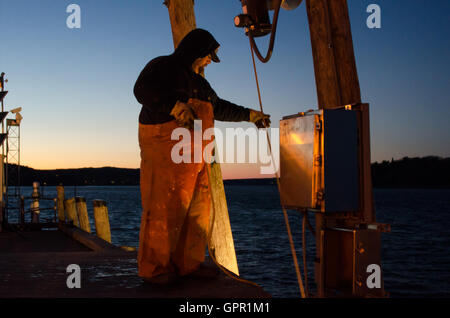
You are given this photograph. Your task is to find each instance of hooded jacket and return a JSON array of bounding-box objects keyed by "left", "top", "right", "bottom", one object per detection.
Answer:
[{"left": 134, "top": 28, "right": 251, "bottom": 125}]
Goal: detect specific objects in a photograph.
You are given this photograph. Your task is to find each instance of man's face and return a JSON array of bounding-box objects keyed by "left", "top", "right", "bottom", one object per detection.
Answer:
[
  {"left": 192, "top": 48, "right": 218, "bottom": 71},
  {"left": 193, "top": 54, "right": 212, "bottom": 70}
]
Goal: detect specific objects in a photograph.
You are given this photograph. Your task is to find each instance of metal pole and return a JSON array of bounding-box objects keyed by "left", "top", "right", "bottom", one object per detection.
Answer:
[
  {"left": 1, "top": 72, "right": 6, "bottom": 225},
  {"left": 0, "top": 73, "right": 4, "bottom": 228}
]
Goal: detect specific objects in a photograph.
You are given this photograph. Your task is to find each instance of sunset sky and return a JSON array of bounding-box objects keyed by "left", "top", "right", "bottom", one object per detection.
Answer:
[{"left": 0, "top": 0, "right": 449, "bottom": 179}]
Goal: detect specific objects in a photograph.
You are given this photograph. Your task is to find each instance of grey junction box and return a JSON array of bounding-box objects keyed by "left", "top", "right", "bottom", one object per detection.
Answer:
[{"left": 279, "top": 108, "right": 359, "bottom": 212}]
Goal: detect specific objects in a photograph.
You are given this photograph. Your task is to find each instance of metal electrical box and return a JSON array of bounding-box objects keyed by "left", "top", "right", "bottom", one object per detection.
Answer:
[{"left": 279, "top": 108, "right": 359, "bottom": 212}]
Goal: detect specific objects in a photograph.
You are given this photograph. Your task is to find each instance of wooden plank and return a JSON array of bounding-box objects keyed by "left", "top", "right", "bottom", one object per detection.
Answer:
[
  {"left": 208, "top": 161, "right": 239, "bottom": 275},
  {"left": 0, "top": 245, "right": 269, "bottom": 298},
  {"left": 58, "top": 222, "right": 120, "bottom": 252}
]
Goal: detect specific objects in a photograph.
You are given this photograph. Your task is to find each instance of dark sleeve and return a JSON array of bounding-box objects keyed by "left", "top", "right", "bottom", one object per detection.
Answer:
[
  {"left": 200, "top": 78, "right": 250, "bottom": 122},
  {"left": 213, "top": 97, "right": 251, "bottom": 122},
  {"left": 133, "top": 58, "right": 189, "bottom": 114}
]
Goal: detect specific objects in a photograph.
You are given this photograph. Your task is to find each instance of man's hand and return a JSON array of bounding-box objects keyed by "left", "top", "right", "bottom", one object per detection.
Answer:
[
  {"left": 170, "top": 101, "right": 196, "bottom": 129},
  {"left": 249, "top": 109, "right": 271, "bottom": 128}
]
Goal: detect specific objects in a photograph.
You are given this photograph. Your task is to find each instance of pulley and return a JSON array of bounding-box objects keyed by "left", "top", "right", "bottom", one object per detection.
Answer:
[
  {"left": 234, "top": 0, "right": 303, "bottom": 63},
  {"left": 234, "top": 0, "right": 303, "bottom": 37}
]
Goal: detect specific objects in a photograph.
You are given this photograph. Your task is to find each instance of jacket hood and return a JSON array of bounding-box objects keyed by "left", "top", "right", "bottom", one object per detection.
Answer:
[{"left": 173, "top": 28, "right": 220, "bottom": 65}]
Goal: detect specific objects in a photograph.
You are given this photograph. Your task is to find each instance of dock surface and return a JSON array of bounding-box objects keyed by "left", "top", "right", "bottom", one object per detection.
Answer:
[{"left": 0, "top": 228, "right": 270, "bottom": 298}]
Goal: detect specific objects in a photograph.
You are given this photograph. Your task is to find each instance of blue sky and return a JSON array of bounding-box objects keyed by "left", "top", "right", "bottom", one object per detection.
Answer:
[{"left": 0, "top": 0, "right": 449, "bottom": 178}]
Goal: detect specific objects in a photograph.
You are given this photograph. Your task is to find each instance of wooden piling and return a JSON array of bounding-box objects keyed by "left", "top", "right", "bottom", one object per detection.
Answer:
[
  {"left": 20, "top": 196, "right": 25, "bottom": 225},
  {"left": 305, "top": 0, "right": 381, "bottom": 296},
  {"left": 64, "top": 198, "right": 79, "bottom": 227},
  {"left": 164, "top": 0, "right": 197, "bottom": 48},
  {"left": 31, "top": 182, "right": 40, "bottom": 223},
  {"left": 76, "top": 197, "right": 91, "bottom": 233},
  {"left": 93, "top": 200, "right": 111, "bottom": 243},
  {"left": 56, "top": 185, "right": 65, "bottom": 222},
  {"left": 31, "top": 201, "right": 40, "bottom": 223}
]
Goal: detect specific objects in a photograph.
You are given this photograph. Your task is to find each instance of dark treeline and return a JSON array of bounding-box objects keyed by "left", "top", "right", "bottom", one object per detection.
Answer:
[
  {"left": 7, "top": 156, "right": 450, "bottom": 188},
  {"left": 11, "top": 166, "right": 140, "bottom": 186},
  {"left": 371, "top": 156, "right": 450, "bottom": 188}
]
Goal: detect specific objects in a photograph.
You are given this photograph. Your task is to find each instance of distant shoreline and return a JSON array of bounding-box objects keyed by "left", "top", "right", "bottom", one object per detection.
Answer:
[{"left": 9, "top": 156, "right": 450, "bottom": 189}]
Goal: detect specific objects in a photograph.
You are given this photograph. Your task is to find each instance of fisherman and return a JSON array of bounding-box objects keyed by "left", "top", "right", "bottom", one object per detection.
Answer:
[{"left": 134, "top": 28, "right": 270, "bottom": 284}]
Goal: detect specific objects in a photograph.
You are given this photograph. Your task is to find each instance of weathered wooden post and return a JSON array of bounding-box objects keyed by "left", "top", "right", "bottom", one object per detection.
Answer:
[
  {"left": 164, "top": 0, "right": 240, "bottom": 275},
  {"left": 93, "top": 200, "right": 111, "bottom": 243},
  {"left": 64, "top": 197, "right": 79, "bottom": 227},
  {"left": 305, "top": 0, "right": 385, "bottom": 297},
  {"left": 56, "top": 185, "right": 65, "bottom": 222},
  {"left": 164, "top": 0, "right": 197, "bottom": 48},
  {"left": 76, "top": 197, "right": 91, "bottom": 233},
  {"left": 31, "top": 182, "right": 40, "bottom": 223},
  {"left": 20, "top": 196, "right": 25, "bottom": 225}
]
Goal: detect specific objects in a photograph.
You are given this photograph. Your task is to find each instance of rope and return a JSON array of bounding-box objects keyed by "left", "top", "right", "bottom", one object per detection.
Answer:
[{"left": 249, "top": 39, "right": 307, "bottom": 298}]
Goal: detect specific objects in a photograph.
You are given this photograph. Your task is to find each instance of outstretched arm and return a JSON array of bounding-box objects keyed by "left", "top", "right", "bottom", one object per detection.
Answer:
[{"left": 213, "top": 95, "right": 271, "bottom": 128}]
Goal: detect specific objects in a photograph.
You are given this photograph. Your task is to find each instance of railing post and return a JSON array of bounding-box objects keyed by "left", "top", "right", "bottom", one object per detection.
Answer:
[
  {"left": 31, "top": 182, "right": 40, "bottom": 223},
  {"left": 56, "top": 185, "right": 65, "bottom": 222},
  {"left": 64, "top": 197, "right": 79, "bottom": 227},
  {"left": 76, "top": 197, "right": 91, "bottom": 233},
  {"left": 20, "top": 195, "right": 25, "bottom": 225},
  {"left": 93, "top": 200, "right": 111, "bottom": 243}
]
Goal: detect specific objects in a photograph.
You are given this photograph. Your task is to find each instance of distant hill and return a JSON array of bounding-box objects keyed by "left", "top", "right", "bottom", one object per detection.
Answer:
[
  {"left": 6, "top": 156, "right": 450, "bottom": 188},
  {"left": 371, "top": 156, "right": 450, "bottom": 188},
  {"left": 12, "top": 166, "right": 140, "bottom": 186}
]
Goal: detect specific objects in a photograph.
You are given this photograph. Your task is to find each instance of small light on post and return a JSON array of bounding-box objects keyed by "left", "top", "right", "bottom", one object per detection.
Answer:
[{"left": 9, "top": 107, "right": 22, "bottom": 125}]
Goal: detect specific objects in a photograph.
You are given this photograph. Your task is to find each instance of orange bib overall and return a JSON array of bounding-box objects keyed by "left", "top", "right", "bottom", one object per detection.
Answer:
[{"left": 138, "top": 99, "right": 214, "bottom": 278}]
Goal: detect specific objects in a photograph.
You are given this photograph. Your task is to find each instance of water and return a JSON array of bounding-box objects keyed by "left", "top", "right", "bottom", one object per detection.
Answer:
[{"left": 9, "top": 186, "right": 450, "bottom": 298}]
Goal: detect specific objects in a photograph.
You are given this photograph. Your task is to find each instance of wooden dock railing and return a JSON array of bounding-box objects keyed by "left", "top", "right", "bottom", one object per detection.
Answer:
[{"left": 57, "top": 185, "right": 112, "bottom": 244}]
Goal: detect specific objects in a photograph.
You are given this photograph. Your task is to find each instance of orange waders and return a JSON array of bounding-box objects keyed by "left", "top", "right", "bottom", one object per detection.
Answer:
[{"left": 138, "top": 99, "right": 214, "bottom": 278}]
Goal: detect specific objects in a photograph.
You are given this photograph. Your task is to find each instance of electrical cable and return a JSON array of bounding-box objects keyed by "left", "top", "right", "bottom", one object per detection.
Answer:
[
  {"left": 248, "top": 0, "right": 282, "bottom": 63},
  {"left": 248, "top": 38, "right": 307, "bottom": 298},
  {"left": 205, "top": 0, "right": 309, "bottom": 293}
]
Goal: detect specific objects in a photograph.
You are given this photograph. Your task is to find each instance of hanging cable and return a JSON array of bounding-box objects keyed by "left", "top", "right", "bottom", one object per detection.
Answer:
[
  {"left": 302, "top": 210, "right": 309, "bottom": 297},
  {"left": 249, "top": 38, "right": 307, "bottom": 298},
  {"left": 248, "top": 0, "right": 282, "bottom": 63}
]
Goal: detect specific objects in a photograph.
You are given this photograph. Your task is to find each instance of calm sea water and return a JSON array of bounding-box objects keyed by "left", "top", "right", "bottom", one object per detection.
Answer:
[{"left": 9, "top": 186, "right": 450, "bottom": 298}]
